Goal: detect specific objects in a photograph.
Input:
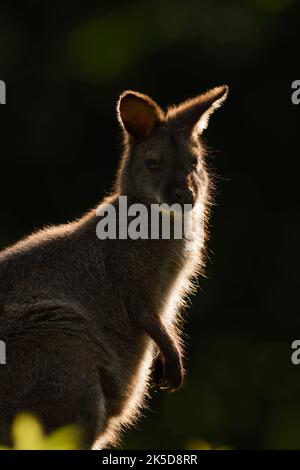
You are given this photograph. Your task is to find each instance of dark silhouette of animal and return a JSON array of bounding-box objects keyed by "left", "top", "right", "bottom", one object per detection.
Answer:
[{"left": 0, "top": 85, "right": 228, "bottom": 448}]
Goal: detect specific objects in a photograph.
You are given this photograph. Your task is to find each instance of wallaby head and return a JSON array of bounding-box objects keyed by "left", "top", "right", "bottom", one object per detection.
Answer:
[{"left": 115, "top": 86, "right": 228, "bottom": 208}]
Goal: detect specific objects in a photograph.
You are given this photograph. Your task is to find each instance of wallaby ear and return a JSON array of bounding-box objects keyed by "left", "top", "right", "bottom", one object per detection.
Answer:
[
  {"left": 167, "top": 85, "right": 229, "bottom": 134},
  {"left": 117, "top": 91, "right": 163, "bottom": 138}
]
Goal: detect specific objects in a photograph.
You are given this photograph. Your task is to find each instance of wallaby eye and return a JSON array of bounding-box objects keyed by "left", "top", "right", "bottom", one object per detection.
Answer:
[{"left": 146, "top": 159, "right": 159, "bottom": 170}]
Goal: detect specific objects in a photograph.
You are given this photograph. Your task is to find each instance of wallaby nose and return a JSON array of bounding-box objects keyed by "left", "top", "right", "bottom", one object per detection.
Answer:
[{"left": 175, "top": 188, "right": 194, "bottom": 206}]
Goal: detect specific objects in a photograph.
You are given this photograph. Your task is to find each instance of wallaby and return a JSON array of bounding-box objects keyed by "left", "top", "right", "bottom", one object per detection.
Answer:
[{"left": 0, "top": 85, "right": 228, "bottom": 449}]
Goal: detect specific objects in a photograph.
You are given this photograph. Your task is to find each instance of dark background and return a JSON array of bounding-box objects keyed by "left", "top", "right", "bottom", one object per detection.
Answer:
[{"left": 0, "top": 0, "right": 300, "bottom": 450}]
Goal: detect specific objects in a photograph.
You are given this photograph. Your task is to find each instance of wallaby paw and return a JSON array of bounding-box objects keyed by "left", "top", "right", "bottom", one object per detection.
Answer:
[
  {"left": 151, "top": 354, "right": 164, "bottom": 386},
  {"left": 161, "top": 360, "right": 183, "bottom": 392},
  {"left": 152, "top": 355, "right": 183, "bottom": 392}
]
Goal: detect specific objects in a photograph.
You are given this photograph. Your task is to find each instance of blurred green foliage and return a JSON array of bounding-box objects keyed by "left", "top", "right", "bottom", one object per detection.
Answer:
[
  {"left": 0, "top": 0, "right": 299, "bottom": 450},
  {"left": 66, "top": 0, "right": 295, "bottom": 82},
  {"left": 0, "top": 414, "right": 82, "bottom": 450}
]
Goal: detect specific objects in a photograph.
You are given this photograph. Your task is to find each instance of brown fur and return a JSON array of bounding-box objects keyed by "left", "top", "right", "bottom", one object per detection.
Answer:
[{"left": 0, "top": 86, "right": 228, "bottom": 448}]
